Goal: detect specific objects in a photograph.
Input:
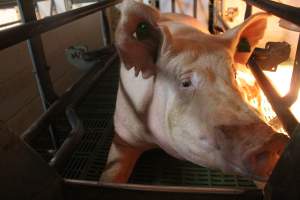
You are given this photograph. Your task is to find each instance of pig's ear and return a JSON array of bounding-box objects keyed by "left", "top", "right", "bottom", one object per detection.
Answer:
[
  {"left": 115, "top": 0, "right": 170, "bottom": 78},
  {"left": 222, "top": 13, "right": 269, "bottom": 64}
]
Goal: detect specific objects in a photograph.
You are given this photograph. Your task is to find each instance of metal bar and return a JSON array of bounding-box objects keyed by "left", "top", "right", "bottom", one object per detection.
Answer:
[
  {"left": 0, "top": 2, "right": 16, "bottom": 8},
  {"left": 245, "top": 0, "right": 300, "bottom": 27},
  {"left": 0, "top": 20, "right": 21, "bottom": 28},
  {"left": 64, "top": 179, "right": 250, "bottom": 194},
  {"left": 0, "top": 0, "right": 122, "bottom": 51},
  {"left": 208, "top": 0, "right": 215, "bottom": 34},
  {"left": 100, "top": 9, "right": 111, "bottom": 46},
  {"left": 64, "top": 0, "right": 73, "bottom": 11},
  {"left": 193, "top": 0, "right": 197, "bottom": 18},
  {"left": 171, "top": 0, "right": 175, "bottom": 13},
  {"left": 0, "top": 0, "right": 45, "bottom": 8},
  {"left": 244, "top": 3, "right": 252, "bottom": 19},
  {"left": 49, "top": 107, "right": 84, "bottom": 171},
  {"left": 49, "top": 52, "right": 118, "bottom": 171},
  {"left": 50, "top": 0, "right": 56, "bottom": 16},
  {"left": 64, "top": 179, "right": 263, "bottom": 200},
  {"left": 248, "top": 57, "right": 298, "bottom": 136},
  {"left": 22, "top": 48, "right": 118, "bottom": 144},
  {"left": 282, "top": 34, "right": 300, "bottom": 107},
  {"left": 216, "top": 14, "right": 229, "bottom": 31},
  {"left": 17, "top": 0, "right": 59, "bottom": 149},
  {"left": 155, "top": 0, "right": 160, "bottom": 9}
]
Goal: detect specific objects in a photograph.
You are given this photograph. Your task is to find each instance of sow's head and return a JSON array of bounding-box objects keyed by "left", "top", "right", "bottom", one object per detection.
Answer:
[{"left": 115, "top": 0, "right": 289, "bottom": 181}]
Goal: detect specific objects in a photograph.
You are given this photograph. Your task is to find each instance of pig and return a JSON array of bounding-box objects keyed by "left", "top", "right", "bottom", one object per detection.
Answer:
[{"left": 100, "top": 0, "right": 289, "bottom": 183}]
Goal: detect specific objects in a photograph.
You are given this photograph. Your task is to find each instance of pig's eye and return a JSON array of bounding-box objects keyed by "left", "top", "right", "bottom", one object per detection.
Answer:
[{"left": 181, "top": 79, "right": 192, "bottom": 88}]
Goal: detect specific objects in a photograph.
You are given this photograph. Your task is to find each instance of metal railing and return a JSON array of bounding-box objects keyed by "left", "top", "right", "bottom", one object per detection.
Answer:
[
  {"left": 0, "top": 0, "right": 121, "bottom": 171},
  {"left": 0, "top": 0, "right": 121, "bottom": 50}
]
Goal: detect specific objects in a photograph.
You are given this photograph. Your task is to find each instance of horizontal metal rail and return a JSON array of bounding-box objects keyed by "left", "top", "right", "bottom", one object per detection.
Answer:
[
  {"left": 0, "top": 0, "right": 48, "bottom": 8},
  {"left": 0, "top": 20, "right": 21, "bottom": 28},
  {"left": 64, "top": 179, "right": 252, "bottom": 194},
  {"left": 0, "top": 0, "right": 122, "bottom": 51},
  {"left": 244, "top": 0, "right": 300, "bottom": 27}
]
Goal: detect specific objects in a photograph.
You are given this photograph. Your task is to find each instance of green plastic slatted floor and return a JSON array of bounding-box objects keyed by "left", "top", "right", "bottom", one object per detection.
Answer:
[
  {"left": 129, "top": 149, "right": 256, "bottom": 188},
  {"left": 33, "top": 52, "right": 256, "bottom": 190}
]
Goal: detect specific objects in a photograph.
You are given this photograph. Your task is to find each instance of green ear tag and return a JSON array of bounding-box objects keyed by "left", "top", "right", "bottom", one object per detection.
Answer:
[
  {"left": 136, "top": 22, "right": 150, "bottom": 40},
  {"left": 237, "top": 38, "right": 251, "bottom": 52}
]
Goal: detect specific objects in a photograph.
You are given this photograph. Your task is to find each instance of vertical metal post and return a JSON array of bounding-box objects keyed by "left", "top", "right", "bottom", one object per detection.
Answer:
[
  {"left": 244, "top": 3, "right": 252, "bottom": 19},
  {"left": 64, "top": 0, "right": 73, "bottom": 11},
  {"left": 171, "top": 0, "right": 175, "bottom": 13},
  {"left": 155, "top": 0, "right": 160, "bottom": 9},
  {"left": 17, "top": 0, "right": 58, "bottom": 149},
  {"left": 193, "top": 0, "right": 197, "bottom": 18},
  {"left": 208, "top": 0, "right": 215, "bottom": 34},
  {"left": 50, "top": 0, "right": 57, "bottom": 16},
  {"left": 100, "top": 8, "right": 111, "bottom": 47},
  {"left": 283, "top": 34, "right": 300, "bottom": 107}
]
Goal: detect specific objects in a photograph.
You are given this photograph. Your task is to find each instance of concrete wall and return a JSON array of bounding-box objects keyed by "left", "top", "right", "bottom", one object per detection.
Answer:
[{"left": 0, "top": 12, "right": 103, "bottom": 135}]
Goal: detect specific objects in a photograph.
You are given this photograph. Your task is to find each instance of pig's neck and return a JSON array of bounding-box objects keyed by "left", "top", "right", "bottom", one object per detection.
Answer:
[
  {"left": 114, "top": 65, "right": 182, "bottom": 158},
  {"left": 147, "top": 73, "right": 183, "bottom": 159}
]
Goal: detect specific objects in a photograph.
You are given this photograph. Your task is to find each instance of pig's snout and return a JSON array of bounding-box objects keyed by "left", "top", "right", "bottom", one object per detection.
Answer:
[
  {"left": 245, "top": 133, "right": 289, "bottom": 181},
  {"left": 219, "top": 122, "right": 289, "bottom": 181}
]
